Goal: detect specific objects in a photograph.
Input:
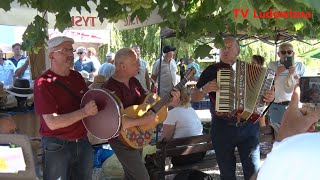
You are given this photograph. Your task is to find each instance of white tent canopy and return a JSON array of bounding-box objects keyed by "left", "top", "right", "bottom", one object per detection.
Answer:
[
  {"left": 0, "top": 1, "right": 110, "bottom": 30},
  {"left": 0, "top": 1, "right": 113, "bottom": 70}
]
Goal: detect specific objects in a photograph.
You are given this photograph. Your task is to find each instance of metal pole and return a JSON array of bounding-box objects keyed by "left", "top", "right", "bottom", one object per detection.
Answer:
[
  {"left": 155, "top": 35, "right": 164, "bottom": 143},
  {"left": 274, "top": 27, "right": 278, "bottom": 61}
]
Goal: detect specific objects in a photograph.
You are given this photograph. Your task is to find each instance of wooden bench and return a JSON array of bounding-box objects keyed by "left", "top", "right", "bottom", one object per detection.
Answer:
[{"left": 145, "top": 125, "right": 275, "bottom": 180}]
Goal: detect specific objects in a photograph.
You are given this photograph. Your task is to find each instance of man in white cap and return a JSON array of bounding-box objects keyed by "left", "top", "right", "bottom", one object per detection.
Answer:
[
  {"left": 33, "top": 36, "right": 98, "bottom": 180},
  {"left": 105, "top": 52, "right": 114, "bottom": 64},
  {"left": 74, "top": 46, "right": 97, "bottom": 79},
  {"left": 98, "top": 52, "right": 115, "bottom": 80}
]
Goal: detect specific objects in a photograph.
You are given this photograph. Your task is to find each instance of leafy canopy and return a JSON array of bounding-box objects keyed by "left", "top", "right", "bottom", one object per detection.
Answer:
[{"left": 1, "top": 0, "right": 320, "bottom": 56}]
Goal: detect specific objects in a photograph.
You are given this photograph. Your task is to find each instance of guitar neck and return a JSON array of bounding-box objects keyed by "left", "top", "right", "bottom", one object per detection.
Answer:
[{"left": 150, "top": 78, "right": 188, "bottom": 113}]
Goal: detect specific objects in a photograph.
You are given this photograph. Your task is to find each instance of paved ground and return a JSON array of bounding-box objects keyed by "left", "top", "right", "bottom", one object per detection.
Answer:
[
  {"left": 100, "top": 155, "right": 247, "bottom": 180},
  {"left": 34, "top": 146, "right": 259, "bottom": 180}
]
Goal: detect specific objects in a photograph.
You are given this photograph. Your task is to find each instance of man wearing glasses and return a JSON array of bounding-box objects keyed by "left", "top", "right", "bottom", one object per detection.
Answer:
[
  {"left": 268, "top": 43, "right": 305, "bottom": 129},
  {"left": 34, "top": 36, "right": 98, "bottom": 180},
  {"left": 74, "top": 47, "right": 97, "bottom": 80}
]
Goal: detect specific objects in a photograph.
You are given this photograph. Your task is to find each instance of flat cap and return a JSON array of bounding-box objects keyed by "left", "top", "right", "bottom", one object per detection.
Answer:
[
  {"left": 163, "top": 45, "right": 176, "bottom": 53},
  {"left": 48, "top": 36, "right": 74, "bottom": 50},
  {"left": 77, "top": 47, "right": 87, "bottom": 53},
  {"left": 106, "top": 52, "right": 114, "bottom": 58}
]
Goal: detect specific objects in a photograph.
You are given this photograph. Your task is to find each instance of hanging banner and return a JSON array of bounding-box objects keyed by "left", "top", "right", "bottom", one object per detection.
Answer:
[
  {"left": 114, "top": 7, "right": 163, "bottom": 30},
  {"left": 0, "top": 1, "right": 110, "bottom": 30},
  {"left": 48, "top": 29, "right": 110, "bottom": 44}
]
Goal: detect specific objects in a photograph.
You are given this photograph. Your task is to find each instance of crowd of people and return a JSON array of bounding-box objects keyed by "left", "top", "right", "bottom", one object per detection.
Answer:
[{"left": 0, "top": 35, "right": 319, "bottom": 180}]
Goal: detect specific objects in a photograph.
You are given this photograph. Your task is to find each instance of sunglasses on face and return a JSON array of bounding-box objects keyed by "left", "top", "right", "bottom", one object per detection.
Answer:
[
  {"left": 78, "top": 52, "right": 84, "bottom": 55},
  {"left": 280, "top": 50, "right": 293, "bottom": 55}
]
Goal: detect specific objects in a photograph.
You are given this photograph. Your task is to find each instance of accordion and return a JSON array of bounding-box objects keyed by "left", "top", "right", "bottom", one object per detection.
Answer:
[{"left": 215, "top": 61, "right": 275, "bottom": 122}]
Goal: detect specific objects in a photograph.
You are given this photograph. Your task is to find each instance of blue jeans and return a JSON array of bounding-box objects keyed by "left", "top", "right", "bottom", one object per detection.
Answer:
[
  {"left": 269, "top": 103, "right": 287, "bottom": 124},
  {"left": 211, "top": 119, "right": 260, "bottom": 180},
  {"left": 42, "top": 137, "right": 93, "bottom": 180}
]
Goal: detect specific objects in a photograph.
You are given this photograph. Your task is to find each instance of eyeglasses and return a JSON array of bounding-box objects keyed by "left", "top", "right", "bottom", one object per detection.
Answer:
[
  {"left": 77, "top": 52, "right": 84, "bottom": 55},
  {"left": 52, "top": 48, "right": 75, "bottom": 54},
  {"left": 280, "top": 50, "right": 293, "bottom": 55}
]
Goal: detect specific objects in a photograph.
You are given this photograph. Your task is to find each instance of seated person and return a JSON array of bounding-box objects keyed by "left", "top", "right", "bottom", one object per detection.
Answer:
[
  {"left": 0, "top": 113, "right": 17, "bottom": 134},
  {"left": 161, "top": 87, "right": 205, "bottom": 166}
]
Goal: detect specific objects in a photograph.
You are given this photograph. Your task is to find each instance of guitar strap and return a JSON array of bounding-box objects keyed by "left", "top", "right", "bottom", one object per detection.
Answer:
[{"left": 41, "top": 75, "right": 81, "bottom": 101}]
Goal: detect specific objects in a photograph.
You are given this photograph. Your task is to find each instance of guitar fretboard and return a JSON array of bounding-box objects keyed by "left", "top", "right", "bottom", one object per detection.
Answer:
[{"left": 151, "top": 78, "right": 188, "bottom": 113}]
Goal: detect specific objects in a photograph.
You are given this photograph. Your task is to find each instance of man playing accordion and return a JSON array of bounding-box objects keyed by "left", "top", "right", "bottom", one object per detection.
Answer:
[{"left": 191, "top": 36, "right": 274, "bottom": 180}]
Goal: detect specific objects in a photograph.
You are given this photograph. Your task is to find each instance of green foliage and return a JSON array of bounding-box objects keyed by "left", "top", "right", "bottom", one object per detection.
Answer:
[
  {"left": 226, "top": 0, "right": 262, "bottom": 28},
  {"left": 1, "top": 0, "right": 320, "bottom": 58},
  {"left": 21, "top": 15, "right": 48, "bottom": 53},
  {"left": 194, "top": 44, "right": 213, "bottom": 59},
  {"left": 108, "top": 24, "right": 199, "bottom": 68},
  {"left": 1, "top": 0, "right": 13, "bottom": 11}
]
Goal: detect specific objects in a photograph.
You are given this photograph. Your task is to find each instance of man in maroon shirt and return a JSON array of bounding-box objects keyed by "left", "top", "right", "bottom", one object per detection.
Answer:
[
  {"left": 34, "top": 36, "right": 98, "bottom": 180},
  {"left": 103, "top": 48, "right": 180, "bottom": 180}
]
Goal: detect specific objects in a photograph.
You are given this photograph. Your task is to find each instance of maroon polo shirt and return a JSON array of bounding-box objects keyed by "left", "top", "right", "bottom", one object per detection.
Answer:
[
  {"left": 34, "top": 69, "right": 88, "bottom": 139},
  {"left": 103, "top": 77, "right": 146, "bottom": 109}
]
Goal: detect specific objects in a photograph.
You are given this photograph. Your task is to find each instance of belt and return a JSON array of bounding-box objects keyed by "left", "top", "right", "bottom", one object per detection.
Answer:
[
  {"left": 226, "top": 120, "right": 248, "bottom": 127},
  {"left": 65, "top": 138, "right": 87, "bottom": 143},
  {"left": 43, "top": 136, "right": 87, "bottom": 144},
  {"left": 214, "top": 117, "right": 249, "bottom": 127},
  {"left": 273, "top": 101, "right": 290, "bottom": 106}
]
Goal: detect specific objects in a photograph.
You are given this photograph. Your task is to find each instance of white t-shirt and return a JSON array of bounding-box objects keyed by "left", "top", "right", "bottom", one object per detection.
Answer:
[
  {"left": 16, "top": 58, "right": 33, "bottom": 87},
  {"left": 90, "top": 56, "right": 101, "bottom": 71},
  {"left": 0, "top": 60, "right": 15, "bottom": 88},
  {"left": 257, "top": 133, "right": 320, "bottom": 180},
  {"left": 163, "top": 106, "right": 203, "bottom": 139},
  {"left": 268, "top": 61, "right": 305, "bottom": 103}
]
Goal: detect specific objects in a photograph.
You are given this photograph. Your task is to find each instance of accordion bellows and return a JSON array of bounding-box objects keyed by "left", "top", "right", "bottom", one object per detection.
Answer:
[{"left": 216, "top": 61, "right": 275, "bottom": 122}]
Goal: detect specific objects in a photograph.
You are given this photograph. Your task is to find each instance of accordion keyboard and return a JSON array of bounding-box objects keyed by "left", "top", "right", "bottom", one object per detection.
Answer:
[
  {"left": 215, "top": 61, "right": 275, "bottom": 122},
  {"left": 216, "top": 69, "right": 235, "bottom": 112}
]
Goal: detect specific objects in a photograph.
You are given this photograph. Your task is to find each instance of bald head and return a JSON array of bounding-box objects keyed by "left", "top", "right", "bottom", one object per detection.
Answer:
[{"left": 114, "top": 48, "right": 137, "bottom": 66}]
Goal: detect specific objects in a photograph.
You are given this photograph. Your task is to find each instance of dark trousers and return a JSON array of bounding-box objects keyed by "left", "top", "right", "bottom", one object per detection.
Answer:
[
  {"left": 211, "top": 119, "right": 260, "bottom": 180},
  {"left": 109, "top": 138, "right": 150, "bottom": 180},
  {"left": 41, "top": 137, "right": 93, "bottom": 180}
]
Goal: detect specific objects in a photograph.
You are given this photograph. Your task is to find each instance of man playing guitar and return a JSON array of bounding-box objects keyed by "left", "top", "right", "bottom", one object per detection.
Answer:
[{"left": 102, "top": 48, "right": 180, "bottom": 180}]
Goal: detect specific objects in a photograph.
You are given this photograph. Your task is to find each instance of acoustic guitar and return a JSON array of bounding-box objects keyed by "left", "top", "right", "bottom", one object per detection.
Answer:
[{"left": 119, "top": 67, "right": 196, "bottom": 149}]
